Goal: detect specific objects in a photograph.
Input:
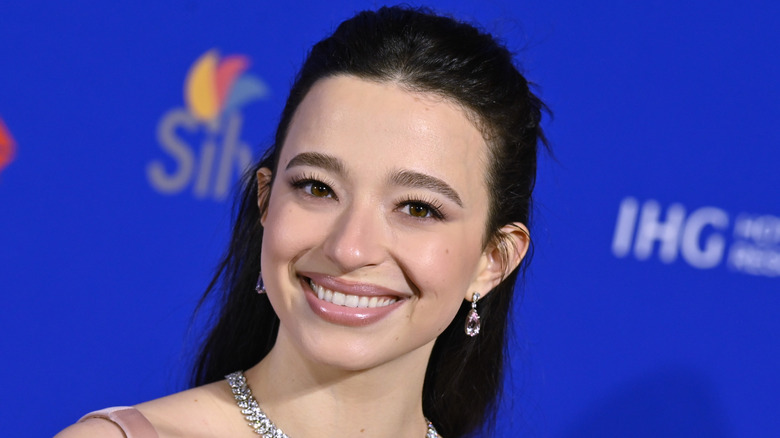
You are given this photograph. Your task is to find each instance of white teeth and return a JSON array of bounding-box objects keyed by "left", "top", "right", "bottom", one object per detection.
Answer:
[
  {"left": 345, "top": 294, "right": 359, "bottom": 308},
  {"left": 309, "top": 279, "right": 397, "bottom": 308}
]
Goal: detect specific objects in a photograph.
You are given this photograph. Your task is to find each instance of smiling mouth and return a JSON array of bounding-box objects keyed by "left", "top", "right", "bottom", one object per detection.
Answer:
[{"left": 307, "top": 278, "right": 399, "bottom": 308}]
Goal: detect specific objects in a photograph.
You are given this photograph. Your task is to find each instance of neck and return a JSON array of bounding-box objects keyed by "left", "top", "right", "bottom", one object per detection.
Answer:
[{"left": 243, "top": 328, "right": 435, "bottom": 438}]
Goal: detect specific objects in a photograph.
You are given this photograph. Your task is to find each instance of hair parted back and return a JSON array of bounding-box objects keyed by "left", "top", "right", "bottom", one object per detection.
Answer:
[{"left": 192, "top": 6, "right": 547, "bottom": 437}]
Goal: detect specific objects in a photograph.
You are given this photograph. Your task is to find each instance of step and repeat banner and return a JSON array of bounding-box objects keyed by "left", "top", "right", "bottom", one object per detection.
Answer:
[{"left": 1, "top": 1, "right": 777, "bottom": 436}]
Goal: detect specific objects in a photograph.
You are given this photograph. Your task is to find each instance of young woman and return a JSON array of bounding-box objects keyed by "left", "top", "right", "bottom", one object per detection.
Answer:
[{"left": 57, "top": 6, "right": 547, "bottom": 438}]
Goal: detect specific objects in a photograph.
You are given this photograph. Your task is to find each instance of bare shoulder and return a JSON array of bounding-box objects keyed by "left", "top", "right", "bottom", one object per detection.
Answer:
[
  {"left": 135, "top": 380, "right": 245, "bottom": 437},
  {"left": 54, "top": 418, "right": 126, "bottom": 438},
  {"left": 55, "top": 381, "right": 242, "bottom": 438}
]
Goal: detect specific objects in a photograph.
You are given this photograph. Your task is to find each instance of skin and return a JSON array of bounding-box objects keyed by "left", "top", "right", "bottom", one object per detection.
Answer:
[{"left": 56, "top": 75, "right": 529, "bottom": 438}]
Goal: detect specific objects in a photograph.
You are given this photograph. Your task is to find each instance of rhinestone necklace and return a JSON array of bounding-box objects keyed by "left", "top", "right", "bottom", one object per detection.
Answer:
[{"left": 226, "top": 371, "right": 439, "bottom": 438}]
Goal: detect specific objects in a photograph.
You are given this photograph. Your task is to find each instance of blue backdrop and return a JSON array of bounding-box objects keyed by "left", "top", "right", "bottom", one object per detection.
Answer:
[{"left": 1, "top": 1, "right": 778, "bottom": 436}]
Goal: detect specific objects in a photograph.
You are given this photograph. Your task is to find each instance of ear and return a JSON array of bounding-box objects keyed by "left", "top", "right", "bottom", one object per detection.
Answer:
[
  {"left": 467, "top": 222, "right": 530, "bottom": 301},
  {"left": 256, "top": 167, "right": 273, "bottom": 225}
]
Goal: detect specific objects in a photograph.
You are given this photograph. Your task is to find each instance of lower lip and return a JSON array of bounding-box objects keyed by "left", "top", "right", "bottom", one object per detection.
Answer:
[{"left": 301, "top": 277, "right": 405, "bottom": 327}]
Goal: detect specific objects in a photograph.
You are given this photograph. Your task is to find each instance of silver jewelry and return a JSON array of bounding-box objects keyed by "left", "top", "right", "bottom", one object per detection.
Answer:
[
  {"left": 464, "top": 292, "right": 481, "bottom": 337},
  {"left": 226, "top": 371, "right": 439, "bottom": 437},
  {"left": 256, "top": 272, "right": 266, "bottom": 294}
]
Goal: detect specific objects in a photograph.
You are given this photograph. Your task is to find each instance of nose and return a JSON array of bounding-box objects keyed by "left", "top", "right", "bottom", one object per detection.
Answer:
[{"left": 322, "top": 199, "right": 388, "bottom": 273}]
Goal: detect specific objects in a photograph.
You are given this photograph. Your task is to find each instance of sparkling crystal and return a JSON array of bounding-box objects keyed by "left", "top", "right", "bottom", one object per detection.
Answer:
[
  {"left": 227, "top": 368, "right": 438, "bottom": 437},
  {"left": 465, "top": 308, "right": 480, "bottom": 336}
]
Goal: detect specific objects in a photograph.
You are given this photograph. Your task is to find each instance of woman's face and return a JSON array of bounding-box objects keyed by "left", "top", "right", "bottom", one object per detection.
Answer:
[{"left": 260, "top": 75, "right": 498, "bottom": 371}]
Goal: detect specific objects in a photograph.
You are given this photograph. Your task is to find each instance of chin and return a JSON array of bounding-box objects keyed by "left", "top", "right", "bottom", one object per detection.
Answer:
[
  {"left": 301, "top": 330, "right": 404, "bottom": 371},
  {"left": 278, "top": 322, "right": 437, "bottom": 375}
]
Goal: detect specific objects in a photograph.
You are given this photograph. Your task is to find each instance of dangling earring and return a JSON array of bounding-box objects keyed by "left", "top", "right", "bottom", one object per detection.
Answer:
[
  {"left": 255, "top": 271, "right": 266, "bottom": 294},
  {"left": 465, "top": 292, "right": 481, "bottom": 337}
]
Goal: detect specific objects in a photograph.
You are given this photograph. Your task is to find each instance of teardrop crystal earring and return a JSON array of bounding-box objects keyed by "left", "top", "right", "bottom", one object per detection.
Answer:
[
  {"left": 255, "top": 271, "right": 266, "bottom": 294},
  {"left": 465, "top": 292, "right": 481, "bottom": 337}
]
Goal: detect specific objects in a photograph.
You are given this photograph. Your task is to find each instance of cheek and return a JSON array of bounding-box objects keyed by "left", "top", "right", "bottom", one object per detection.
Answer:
[
  {"left": 399, "top": 231, "right": 483, "bottom": 300},
  {"left": 402, "top": 239, "right": 476, "bottom": 336},
  {"left": 261, "top": 196, "right": 320, "bottom": 271}
]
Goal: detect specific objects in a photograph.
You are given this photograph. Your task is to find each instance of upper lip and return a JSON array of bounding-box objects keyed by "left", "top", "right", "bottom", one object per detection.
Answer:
[{"left": 301, "top": 272, "right": 410, "bottom": 299}]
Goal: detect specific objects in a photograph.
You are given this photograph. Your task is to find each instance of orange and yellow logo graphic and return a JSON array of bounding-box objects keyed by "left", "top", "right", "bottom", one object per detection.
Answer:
[
  {"left": 185, "top": 50, "right": 269, "bottom": 123},
  {"left": 0, "top": 116, "right": 16, "bottom": 176},
  {"left": 147, "top": 49, "right": 269, "bottom": 200}
]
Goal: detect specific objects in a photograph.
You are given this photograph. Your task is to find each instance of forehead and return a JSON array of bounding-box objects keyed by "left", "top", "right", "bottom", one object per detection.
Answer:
[{"left": 281, "top": 76, "right": 490, "bottom": 196}]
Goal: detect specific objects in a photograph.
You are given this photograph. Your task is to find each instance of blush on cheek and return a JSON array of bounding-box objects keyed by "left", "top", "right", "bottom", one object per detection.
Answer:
[{"left": 266, "top": 205, "right": 323, "bottom": 256}]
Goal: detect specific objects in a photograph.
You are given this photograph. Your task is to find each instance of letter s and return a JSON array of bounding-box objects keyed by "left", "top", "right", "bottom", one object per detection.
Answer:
[{"left": 147, "top": 108, "right": 197, "bottom": 194}]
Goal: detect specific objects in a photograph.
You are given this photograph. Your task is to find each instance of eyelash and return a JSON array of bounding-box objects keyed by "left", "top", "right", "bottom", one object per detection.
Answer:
[
  {"left": 289, "top": 173, "right": 338, "bottom": 200},
  {"left": 287, "top": 173, "right": 447, "bottom": 221},
  {"left": 397, "top": 195, "right": 447, "bottom": 221}
]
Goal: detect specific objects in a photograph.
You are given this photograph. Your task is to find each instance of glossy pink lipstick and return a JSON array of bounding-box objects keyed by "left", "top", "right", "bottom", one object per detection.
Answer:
[{"left": 300, "top": 273, "right": 407, "bottom": 327}]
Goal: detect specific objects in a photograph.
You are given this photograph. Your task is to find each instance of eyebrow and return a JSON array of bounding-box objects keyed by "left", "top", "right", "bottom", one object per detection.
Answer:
[
  {"left": 389, "top": 170, "right": 463, "bottom": 207},
  {"left": 285, "top": 152, "right": 347, "bottom": 176},
  {"left": 285, "top": 152, "right": 463, "bottom": 207}
]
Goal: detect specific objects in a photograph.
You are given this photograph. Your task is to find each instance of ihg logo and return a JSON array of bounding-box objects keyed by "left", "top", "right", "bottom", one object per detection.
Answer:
[{"left": 612, "top": 197, "right": 780, "bottom": 277}]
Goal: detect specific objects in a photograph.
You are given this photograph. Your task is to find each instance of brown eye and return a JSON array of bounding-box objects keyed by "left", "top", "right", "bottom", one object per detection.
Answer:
[
  {"left": 398, "top": 198, "right": 445, "bottom": 221},
  {"left": 290, "top": 177, "right": 337, "bottom": 199},
  {"left": 408, "top": 204, "right": 430, "bottom": 218},
  {"left": 309, "top": 182, "right": 331, "bottom": 197}
]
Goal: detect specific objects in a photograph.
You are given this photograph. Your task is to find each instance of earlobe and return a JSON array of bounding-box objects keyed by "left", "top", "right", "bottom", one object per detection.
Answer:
[
  {"left": 467, "top": 222, "right": 530, "bottom": 300},
  {"left": 256, "top": 167, "right": 273, "bottom": 225}
]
